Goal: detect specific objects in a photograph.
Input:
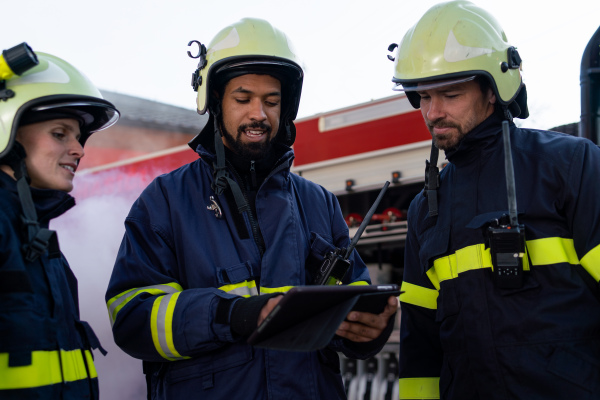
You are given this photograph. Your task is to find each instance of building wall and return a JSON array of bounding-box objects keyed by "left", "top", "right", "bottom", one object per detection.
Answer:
[{"left": 80, "top": 124, "right": 196, "bottom": 170}]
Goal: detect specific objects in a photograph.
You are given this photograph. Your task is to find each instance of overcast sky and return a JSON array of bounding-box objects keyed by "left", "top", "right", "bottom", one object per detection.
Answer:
[{"left": 5, "top": 0, "right": 599, "bottom": 130}]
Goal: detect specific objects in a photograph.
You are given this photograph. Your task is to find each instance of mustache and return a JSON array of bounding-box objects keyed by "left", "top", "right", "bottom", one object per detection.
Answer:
[
  {"left": 427, "top": 119, "right": 459, "bottom": 130},
  {"left": 238, "top": 121, "right": 272, "bottom": 134}
]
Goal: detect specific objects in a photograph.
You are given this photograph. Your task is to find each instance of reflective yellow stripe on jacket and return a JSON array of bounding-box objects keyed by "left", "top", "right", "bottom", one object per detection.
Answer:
[
  {"left": 579, "top": 242, "right": 600, "bottom": 282},
  {"left": 400, "top": 281, "right": 438, "bottom": 310},
  {"left": 150, "top": 291, "right": 190, "bottom": 361},
  {"left": 258, "top": 285, "right": 293, "bottom": 295},
  {"left": 399, "top": 377, "right": 440, "bottom": 399},
  {"left": 0, "top": 349, "right": 96, "bottom": 390},
  {"left": 107, "top": 279, "right": 371, "bottom": 361},
  {"left": 401, "top": 237, "right": 581, "bottom": 310},
  {"left": 106, "top": 282, "right": 187, "bottom": 361},
  {"left": 107, "top": 282, "right": 183, "bottom": 326},
  {"left": 218, "top": 280, "right": 259, "bottom": 297},
  {"left": 349, "top": 280, "right": 370, "bottom": 286},
  {"left": 254, "top": 280, "right": 370, "bottom": 295}
]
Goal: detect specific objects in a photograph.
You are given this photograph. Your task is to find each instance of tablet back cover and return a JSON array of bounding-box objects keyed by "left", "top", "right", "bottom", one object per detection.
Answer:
[{"left": 247, "top": 285, "right": 399, "bottom": 352}]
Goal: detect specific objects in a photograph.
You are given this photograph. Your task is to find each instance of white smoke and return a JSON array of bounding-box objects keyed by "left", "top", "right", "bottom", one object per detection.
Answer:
[{"left": 53, "top": 182, "right": 147, "bottom": 399}]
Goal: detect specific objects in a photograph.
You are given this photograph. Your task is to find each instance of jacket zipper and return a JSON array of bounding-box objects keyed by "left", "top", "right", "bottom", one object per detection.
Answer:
[
  {"left": 227, "top": 161, "right": 265, "bottom": 256},
  {"left": 250, "top": 161, "right": 257, "bottom": 188}
]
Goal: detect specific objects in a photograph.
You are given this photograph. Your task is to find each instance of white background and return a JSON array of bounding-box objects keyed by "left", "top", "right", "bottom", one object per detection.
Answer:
[{"left": 5, "top": 0, "right": 600, "bottom": 129}]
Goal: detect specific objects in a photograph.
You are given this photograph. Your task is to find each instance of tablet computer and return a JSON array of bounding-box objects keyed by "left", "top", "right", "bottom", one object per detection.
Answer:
[{"left": 247, "top": 284, "right": 400, "bottom": 352}]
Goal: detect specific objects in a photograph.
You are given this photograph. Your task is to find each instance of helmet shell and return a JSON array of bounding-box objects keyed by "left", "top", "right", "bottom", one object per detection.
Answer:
[
  {"left": 392, "top": 0, "right": 523, "bottom": 105},
  {"left": 195, "top": 18, "right": 303, "bottom": 119},
  {"left": 0, "top": 52, "right": 119, "bottom": 159}
]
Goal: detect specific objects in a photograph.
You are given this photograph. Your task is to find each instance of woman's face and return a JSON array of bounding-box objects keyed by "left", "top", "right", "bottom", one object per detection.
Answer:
[{"left": 16, "top": 118, "right": 84, "bottom": 192}]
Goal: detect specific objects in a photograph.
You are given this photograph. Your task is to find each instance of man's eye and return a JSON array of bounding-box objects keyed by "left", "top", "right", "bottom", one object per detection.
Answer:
[
  {"left": 235, "top": 98, "right": 250, "bottom": 104},
  {"left": 52, "top": 132, "right": 66, "bottom": 139}
]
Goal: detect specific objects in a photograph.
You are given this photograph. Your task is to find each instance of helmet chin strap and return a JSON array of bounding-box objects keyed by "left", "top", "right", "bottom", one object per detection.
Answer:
[
  {"left": 424, "top": 141, "right": 440, "bottom": 217},
  {"left": 210, "top": 116, "right": 249, "bottom": 214},
  {"left": 424, "top": 105, "right": 516, "bottom": 218},
  {"left": 503, "top": 105, "right": 514, "bottom": 121},
  {"left": 3, "top": 143, "right": 57, "bottom": 262},
  {"left": 280, "top": 119, "right": 293, "bottom": 146}
]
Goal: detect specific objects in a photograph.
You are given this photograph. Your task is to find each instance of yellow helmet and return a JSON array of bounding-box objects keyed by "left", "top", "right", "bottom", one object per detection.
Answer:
[
  {"left": 0, "top": 46, "right": 120, "bottom": 261},
  {"left": 389, "top": 0, "right": 527, "bottom": 118},
  {"left": 0, "top": 49, "right": 119, "bottom": 159},
  {"left": 189, "top": 17, "right": 303, "bottom": 146}
]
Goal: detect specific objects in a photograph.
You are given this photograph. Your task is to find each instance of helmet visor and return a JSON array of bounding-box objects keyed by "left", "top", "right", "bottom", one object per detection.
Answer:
[
  {"left": 33, "top": 101, "right": 119, "bottom": 132},
  {"left": 392, "top": 75, "right": 477, "bottom": 92}
]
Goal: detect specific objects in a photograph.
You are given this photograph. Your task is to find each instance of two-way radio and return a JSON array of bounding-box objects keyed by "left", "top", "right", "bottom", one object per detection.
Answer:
[
  {"left": 487, "top": 120, "right": 526, "bottom": 289},
  {"left": 313, "top": 181, "right": 390, "bottom": 285}
]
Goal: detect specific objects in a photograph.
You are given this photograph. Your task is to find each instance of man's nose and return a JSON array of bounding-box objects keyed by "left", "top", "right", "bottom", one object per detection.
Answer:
[
  {"left": 249, "top": 99, "right": 267, "bottom": 121},
  {"left": 426, "top": 96, "right": 445, "bottom": 121}
]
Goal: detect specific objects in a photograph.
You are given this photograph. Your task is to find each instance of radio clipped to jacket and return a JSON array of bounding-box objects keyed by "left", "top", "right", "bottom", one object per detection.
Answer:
[
  {"left": 487, "top": 121, "right": 526, "bottom": 289},
  {"left": 313, "top": 181, "right": 390, "bottom": 285},
  {"left": 488, "top": 215, "right": 525, "bottom": 288}
]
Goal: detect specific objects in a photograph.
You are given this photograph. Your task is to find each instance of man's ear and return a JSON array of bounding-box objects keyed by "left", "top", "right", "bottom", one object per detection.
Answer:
[
  {"left": 210, "top": 89, "right": 223, "bottom": 118},
  {"left": 488, "top": 88, "right": 497, "bottom": 105},
  {"left": 211, "top": 89, "right": 221, "bottom": 107}
]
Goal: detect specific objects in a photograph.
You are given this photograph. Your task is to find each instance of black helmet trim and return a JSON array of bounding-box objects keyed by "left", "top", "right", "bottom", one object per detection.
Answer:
[
  {"left": 192, "top": 55, "right": 303, "bottom": 147},
  {"left": 1, "top": 94, "right": 119, "bottom": 160},
  {"left": 394, "top": 70, "right": 525, "bottom": 111},
  {"left": 215, "top": 58, "right": 303, "bottom": 77},
  {"left": 396, "top": 75, "right": 477, "bottom": 92},
  {"left": 31, "top": 101, "right": 119, "bottom": 132},
  {"left": 207, "top": 55, "right": 303, "bottom": 119},
  {"left": 209, "top": 55, "right": 304, "bottom": 82}
]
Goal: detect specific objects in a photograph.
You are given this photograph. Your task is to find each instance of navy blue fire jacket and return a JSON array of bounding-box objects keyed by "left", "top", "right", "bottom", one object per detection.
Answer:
[
  {"left": 399, "top": 114, "right": 600, "bottom": 399},
  {"left": 0, "top": 171, "right": 103, "bottom": 399},
  {"left": 106, "top": 143, "right": 387, "bottom": 399}
]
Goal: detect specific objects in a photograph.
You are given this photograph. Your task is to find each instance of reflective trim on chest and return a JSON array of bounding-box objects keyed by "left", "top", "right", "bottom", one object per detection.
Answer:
[{"left": 401, "top": 237, "right": 580, "bottom": 310}]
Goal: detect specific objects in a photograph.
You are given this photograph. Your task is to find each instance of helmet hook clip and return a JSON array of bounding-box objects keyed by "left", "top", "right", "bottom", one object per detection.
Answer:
[
  {"left": 188, "top": 40, "right": 208, "bottom": 92},
  {"left": 502, "top": 47, "right": 522, "bottom": 72},
  {"left": 0, "top": 80, "right": 15, "bottom": 101},
  {"left": 387, "top": 43, "right": 398, "bottom": 62}
]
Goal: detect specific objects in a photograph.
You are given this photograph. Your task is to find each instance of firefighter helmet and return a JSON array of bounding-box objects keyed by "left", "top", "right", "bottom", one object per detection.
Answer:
[
  {"left": 389, "top": 0, "right": 527, "bottom": 118},
  {"left": 189, "top": 17, "right": 304, "bottom": 146},
  {"left": 0, "top": 51, "right": 119, "bottom": 160}
]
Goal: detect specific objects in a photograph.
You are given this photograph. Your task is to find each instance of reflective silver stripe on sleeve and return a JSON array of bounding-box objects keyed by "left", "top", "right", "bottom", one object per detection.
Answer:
[
  {"left": 108, "top": 284, "right": 181, "bottom": 326},
  {"left": 226, "top": 285, "right": 259, "bottom": 297},
  {"left": 156, "top": 293, "right": 178, "bottom": 360}
]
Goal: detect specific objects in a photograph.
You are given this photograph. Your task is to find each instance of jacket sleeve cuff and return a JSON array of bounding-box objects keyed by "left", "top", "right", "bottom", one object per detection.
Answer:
[{"left": 216, "top": 293, "right": 281, "bottom": 337}]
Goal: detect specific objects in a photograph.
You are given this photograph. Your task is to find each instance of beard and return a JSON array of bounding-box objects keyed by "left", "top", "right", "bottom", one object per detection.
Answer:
[
  {"left": 426, "top": 120, "right": 469, "bottom": 151},
  {"left": 220, "top": 120, "right": 274, "bottom": 161}
]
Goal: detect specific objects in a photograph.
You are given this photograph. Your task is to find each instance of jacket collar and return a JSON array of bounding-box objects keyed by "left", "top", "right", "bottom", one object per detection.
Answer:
[
  {"left": 0, "top": 171, "right": 75, "bottom": 224},
  {"left": 445, "top": 113, "right": 511, "bottom": 166},
  {"left": 196, "top": 141, "right": 295, "bottom": 175}
]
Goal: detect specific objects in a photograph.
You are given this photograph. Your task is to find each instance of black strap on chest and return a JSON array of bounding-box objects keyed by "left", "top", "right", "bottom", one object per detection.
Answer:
[
  {"left": 211, "top": 121, "right": 249, "bottom": 214},
  {"left": 424, "top": 142, "right": 440, "bottom": 217}
]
